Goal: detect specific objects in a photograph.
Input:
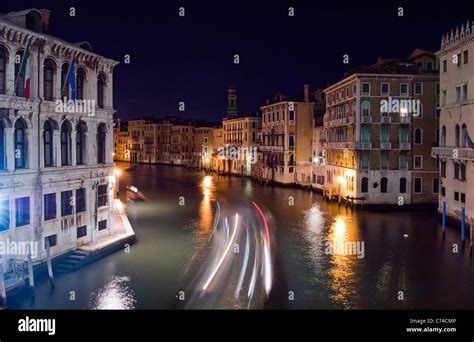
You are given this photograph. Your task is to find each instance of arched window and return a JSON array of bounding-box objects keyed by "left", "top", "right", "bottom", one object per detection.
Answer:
[
  {"left": 414, "top": 128, "right": 423, "bottom": 144},
  {"left": 97, "top": 74, "right": 106, "bottom": 108},
  {"left": 77, "top": 68, "right": 85, "bottom": 100},
  {"left": 381, "top": 177, "right": 388, "bottom": 193},
  {"left": 352, "top": 103, "right": 356, "bottom": 116},
  {"left": 43, "top": 59, "right": 55, "bottom": 101},
  {"left": 361, "top": 101, "right": 370, "bottom": 116},
  {"left": 15, "top": 50, "right": 25, "bottom": 97},
  {"left": 289, "top": 133, "right": 295, "bottom": 148},
  {"left": 415, "top": 102, "right": 423, "bottom": 117},
  {"left": 61, "top": 121, "right": 72, "bottom": 166},
  {"left": 76, "top": 121, "right": 86, "bottom": 165},
  {"left": 361, "top": 177, "right": 368, "bottom": 193},
  {"left": 0, "top": 120, "right": 5, "bottom": 169},
  {"left": 0, "top": 45, "right": 7, "bottom": 95},
  {"left": 441, "top": 126, "right": 446, "bottom": 147},
  {"left": 288, "top": 154, "right": 294, "bottom": 166},
  {"left": 61, "top": 63, "right": 70, "bottom": 98},
  {"left": 455, "top": 124, "right": 460, "bottom": 147},
  {"left": 461, "top": 124, "right": 467, "bottom": 147},
  {"left": 97, "top": 123, "right": 106, "bottom": 164},
  {"left": 14, "top": 119, "right": 27, "bottom": 169},
  {"left": 44, "top": 121, "right": 54, "bottom": 167},
  {"left": 399, "top": 178, "right": 407, "bottom": 193}
]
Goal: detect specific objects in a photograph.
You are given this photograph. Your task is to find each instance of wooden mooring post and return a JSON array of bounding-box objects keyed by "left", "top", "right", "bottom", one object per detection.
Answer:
[
  {"left": 27, "top": 244, "right": 35, "bottom": 294},
  {"left": 0, "top": 262, "right": 7, "bottom": 309},
  {"left": 45, "top": 239, "right": 55, "bottom": 289}
]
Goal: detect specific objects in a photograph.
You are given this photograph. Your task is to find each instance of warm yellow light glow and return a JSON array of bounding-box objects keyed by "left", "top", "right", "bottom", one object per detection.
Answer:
[
  {"left": 333, "top": 217, "right": 346, "bottom": 239},
  {"left": 337, "top": 176, "right": 344, "bottom": 184},
  {"left": 204, "top": 157, "right": 210, "bottom": 164},
  {"left": 203, "top": 175, "right": 212, "bottom": 188},
  {"left": 115, "top": 169, "right": 122, "bottom": 177}
]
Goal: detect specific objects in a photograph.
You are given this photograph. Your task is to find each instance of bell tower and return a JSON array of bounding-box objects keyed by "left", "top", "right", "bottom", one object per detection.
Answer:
[{"left": 226, "top": 86, "right": 238, "bottom": 118}]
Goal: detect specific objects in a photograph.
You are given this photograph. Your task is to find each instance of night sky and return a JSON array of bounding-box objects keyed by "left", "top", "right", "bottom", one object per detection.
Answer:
[{"left": 2, "top": 0, "right": 474, "bottom": 122}]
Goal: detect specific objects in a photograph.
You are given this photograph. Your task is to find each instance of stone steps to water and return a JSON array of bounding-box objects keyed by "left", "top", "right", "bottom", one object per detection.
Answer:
[{"left": 53, "top": 250, "right": 91, "bottom": 274}]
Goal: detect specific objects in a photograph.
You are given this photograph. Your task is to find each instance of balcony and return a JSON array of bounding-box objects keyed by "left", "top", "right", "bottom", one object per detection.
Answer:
[
  {"left": 327, "top": 142, "right": 353, "bottom": 149},
  {"left": 399, "top": 142, "right": 411, "bottom": 150},
  {"left": 432, "top": 147, "right": 474, "bottom": 160},
  {"left": 354, "top": 142, "right": 372, "bottom": 150},
  {"left": 399, "top": 116, "right": 411, "bottom": 124},
  {"left": 380, "top": 116, "right": 391, "bottom": 124},
  {"left": 380, "top": 142, "right": 391, "bottom": 150},
  {"left": 360, "top": 116, "right": 372, "bottom": 124}
]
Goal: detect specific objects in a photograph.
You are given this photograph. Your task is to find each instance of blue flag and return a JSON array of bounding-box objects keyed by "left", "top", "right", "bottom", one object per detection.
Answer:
[
  {"left": 466, "top": 130, "right": 474, "bottom": 148},
  {"left": 67, "top": 56, "right": 76, "bottom": 101}
]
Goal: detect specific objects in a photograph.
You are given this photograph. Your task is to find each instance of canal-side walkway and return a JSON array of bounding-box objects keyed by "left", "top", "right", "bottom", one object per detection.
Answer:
[
  {"left": 80, "top": 199, "right": 135, "bottom": 253},
  {"left": 3, "top": 199, "right": 136, "bottom": 298}
]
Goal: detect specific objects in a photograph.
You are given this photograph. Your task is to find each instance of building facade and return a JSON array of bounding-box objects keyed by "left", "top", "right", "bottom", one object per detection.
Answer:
[
  {"left": 311, "top": 125, "right": 326, "bottom": 191},
  {"left": 222, "top": 115, "right": 261, "bottom": 176},
  {"left": 432, "top": 22, "right": 474, "bottom": 226},
  {"left": 211, "top": 126, "right": 225, "bottom": 172},
  {"left": 113, "top": 119, "right": 129, "bottom": 162},
  {"left": 260, "top": 85, "right": 314, "bottom": 184},
  {"left": 0, "top": 9, "right": 118, "bottom": 269},
  {"left": 324, "top": 50, "right": 439, "bottom": 205},
  {"left": 193, "top": 126, "right": 213, "bottom": 169},
  {"left": 170, "top": 123, "right": 194, "bottom": 166}
]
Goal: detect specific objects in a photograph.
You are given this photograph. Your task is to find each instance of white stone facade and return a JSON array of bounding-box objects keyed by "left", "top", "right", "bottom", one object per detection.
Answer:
[
  {"left": 433, "top": 21, "right": 474, "bottom": 226},
  {"left": 0, "top": 10, "right": 118, "bottom": 271}
]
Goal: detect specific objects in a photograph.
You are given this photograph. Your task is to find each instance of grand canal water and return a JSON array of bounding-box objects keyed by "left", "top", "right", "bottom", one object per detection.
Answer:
[{"left": 8, "top": 164, "right": 474, "bottom": 309}]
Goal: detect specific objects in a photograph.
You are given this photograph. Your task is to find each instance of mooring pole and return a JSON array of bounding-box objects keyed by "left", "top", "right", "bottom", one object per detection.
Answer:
[
  {"left": 442, "top": 200, "right": 446, "bottom": 240},
  {"left": 470, "top": 218, "right": 473, "bottom": 258},
  {"left": 45, "top": 239, "right": 55, "bottom": 289},
  {"left": 461, "top": 206, "right": 465, "bottom": 249},
  {"left": 0, "top": 262, "right": 7, "bottom": 309},
  {"left": 27, "top": 244, "right": 35, "bottom": 294}
]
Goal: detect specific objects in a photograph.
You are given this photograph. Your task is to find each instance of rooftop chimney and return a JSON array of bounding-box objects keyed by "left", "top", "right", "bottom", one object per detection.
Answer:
[
  {"left": 304, "top": 84, "right": 310, "bottom": 102},
  {"left": 38, "top": 9, "right": 51, "bottom": 33}
]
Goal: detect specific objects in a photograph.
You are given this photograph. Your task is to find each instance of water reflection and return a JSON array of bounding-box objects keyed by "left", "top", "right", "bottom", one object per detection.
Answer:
[
  {"left": 302, "top": 205, "right": 326, "bottom": 265},
  {"left": 89, "top": 275, "right": 136, "bottom": 310},
  {"left": 327, "top": 214, "right": 361, "bottom": 309},
  {"left": 199, "top": 175, "right": 215, "bottom": 233}
]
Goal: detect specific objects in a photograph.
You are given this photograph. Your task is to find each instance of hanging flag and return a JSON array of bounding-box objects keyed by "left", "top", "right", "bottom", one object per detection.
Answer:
[
  {"left": 18, "top": 44, "right": 31, "bottom": 100},
  {"left": 66, "top": 56, "right": 76, "bottom": 101},
  {"left": 466, "top": 130, "right": 474, "bottom": 148}
]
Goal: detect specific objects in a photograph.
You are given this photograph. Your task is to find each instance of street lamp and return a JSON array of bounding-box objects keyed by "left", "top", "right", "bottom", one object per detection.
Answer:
[
  {"left": 337, "top": 176, "right": 344, "bottom": 205},
  {"left": 114, "top": 168, "right": 122, "bottom": 197}
]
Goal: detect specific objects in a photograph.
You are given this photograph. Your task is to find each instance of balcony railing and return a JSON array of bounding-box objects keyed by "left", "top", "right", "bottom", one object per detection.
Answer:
[
  {"left": 399, "top": 142, "right": 411, "bottom": 150},
  {"left": 381, "top": 116, "right": 391, "bottom": 124},
  {"left": 380, "top": 141, "right": 391, "bottom": 150},
  {"left": 399, "top": 116, "right": 411, "bottom": 124},
  {"left": 355, "top": 142, "right": 372, "bottom": 150},
  {"left": 432, "top": 147, "right": 474, "bottom": 160},
  {"left": 360, "top": 116, "right": 372, "bottom": 124}
]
